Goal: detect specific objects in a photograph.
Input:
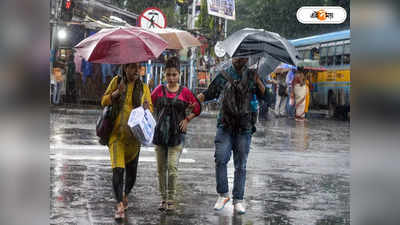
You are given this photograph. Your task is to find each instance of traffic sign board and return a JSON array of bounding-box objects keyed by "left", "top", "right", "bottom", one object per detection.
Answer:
[{"left": 138, "top": 7, "right": 167, "bottom": 31}]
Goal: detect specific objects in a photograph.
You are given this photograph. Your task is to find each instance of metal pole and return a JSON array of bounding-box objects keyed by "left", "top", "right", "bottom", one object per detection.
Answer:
[
  {"left": 50, "top": 0, "right": 62, "bottom": 103},
  {"left": 189, "top": 0, "right": 196, "bottom": 90},
  {"left": 224, "top": 18, "right": 227, "bottom": 38},
  {"left": 219, "top": 17, "right": 222, "bottom": 34},
  {"left": 147, "top": 60, "right": 152, "bottom": 84}
]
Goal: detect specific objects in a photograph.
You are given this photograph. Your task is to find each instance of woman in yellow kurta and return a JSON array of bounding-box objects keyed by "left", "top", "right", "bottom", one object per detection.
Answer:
[{"left": 101, "top": 63, "right": 153, "bottom": 220}]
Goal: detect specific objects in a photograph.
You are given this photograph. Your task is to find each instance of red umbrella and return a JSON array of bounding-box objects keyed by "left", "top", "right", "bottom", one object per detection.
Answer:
[{"left": 74, "top": 27, "right": 168, "bottom": 64}]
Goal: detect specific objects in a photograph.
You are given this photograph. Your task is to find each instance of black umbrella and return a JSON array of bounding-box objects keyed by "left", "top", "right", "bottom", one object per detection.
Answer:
[{"left": 221, "top": 28, "right": 301, "bottom": 69}]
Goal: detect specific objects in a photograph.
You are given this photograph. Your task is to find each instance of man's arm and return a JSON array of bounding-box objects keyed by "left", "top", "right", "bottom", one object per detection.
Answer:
[
  {"left": 197, "top": 73, "right": 225, "bottom": 103},
  {"left": 253, "top": 72, "right": 265, "bottom": 95}
]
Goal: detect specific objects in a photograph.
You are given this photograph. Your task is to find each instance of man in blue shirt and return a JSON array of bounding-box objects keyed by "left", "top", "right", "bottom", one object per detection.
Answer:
[{"left": 197, "top": 57, "right": 266, "bottom": 214}]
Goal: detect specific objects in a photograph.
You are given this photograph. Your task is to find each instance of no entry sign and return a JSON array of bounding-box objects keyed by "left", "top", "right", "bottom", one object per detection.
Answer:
[{"left": 138, "top": 7, "right": 167, "bottom": 32}]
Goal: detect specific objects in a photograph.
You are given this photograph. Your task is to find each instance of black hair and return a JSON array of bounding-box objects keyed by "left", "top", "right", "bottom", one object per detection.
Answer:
[
  {"left": 121, "top": 63, "right": 139, "bottom": 82},
  {"left": 165, "top": 56, "right": 180, "bottom": 70}
]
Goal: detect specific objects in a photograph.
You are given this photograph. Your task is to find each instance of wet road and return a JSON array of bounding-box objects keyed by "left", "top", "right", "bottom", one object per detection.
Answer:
[{"left": 50, "top": 110, "right": 350, "bottom": 225}]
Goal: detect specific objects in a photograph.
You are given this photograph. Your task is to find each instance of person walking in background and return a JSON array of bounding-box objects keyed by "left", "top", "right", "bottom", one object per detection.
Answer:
[
  {"left": 270, "top": 72, "right": 277, "bottom": 109},
  {"left": 65, "top": 53, "right": 76, "bottom": 103},
  {"left": 274, "top": 72, "right": 288, "bottom": 117},
  {"left": 291, "top": 67, "right": 307, "bottom": 122},
  {"left": 259, "top": 73, "right": 274, "bottom": 120},
  {"left": 101, "top": 62, "right": 153, "bottom": 220},
  {"left": 197, "top": 57, "right": 266, "bottom": 214},
  {"left": 151, "top": 57, "right": 201, "bottom": 212},
  {"left": 52, "top": 67, "right": 64, "bottom": 105},
  {"left": 286, "top": 69, "right": 296, "bottom": 118}
]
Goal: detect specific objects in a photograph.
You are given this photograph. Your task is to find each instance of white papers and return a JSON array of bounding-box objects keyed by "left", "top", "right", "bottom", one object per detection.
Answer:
[{"left": 127, "top": 107, "right": 156, "bottom": 146}]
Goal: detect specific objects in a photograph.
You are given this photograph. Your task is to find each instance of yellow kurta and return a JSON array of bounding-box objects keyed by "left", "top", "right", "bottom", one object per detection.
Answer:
[{"left": 101, "top": 76, "right": 153, "bottom": 168}]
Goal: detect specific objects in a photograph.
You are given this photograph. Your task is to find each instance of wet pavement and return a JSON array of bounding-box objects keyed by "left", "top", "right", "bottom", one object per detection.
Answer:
[{"left": 50, "top": 110, "right": 350, "bottom": 225}]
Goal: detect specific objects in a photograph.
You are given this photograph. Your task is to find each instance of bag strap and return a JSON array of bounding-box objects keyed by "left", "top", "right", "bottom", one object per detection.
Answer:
[
  {"left": 161, "top": 84, "right": 167, "bottom": 97},
  {"left": 173, "top": 86, "right": 183, "bottom": 103},
  {"left": 161, "top": 85, "right": 183, "bottom": 103},
  {"left": 220, "top": 68, "right": 250, "bottom": 86},
  {"left": 219, "top": 70, "right": 234, "bottom": 84},
  {"left": 241, "top": 68, "right": 249, "bottom": 85}
]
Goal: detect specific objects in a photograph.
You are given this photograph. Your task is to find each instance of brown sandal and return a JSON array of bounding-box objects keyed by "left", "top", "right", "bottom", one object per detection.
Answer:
[
  {"left": 114, "top": 202, "right": 125, "bottom": 220},
  {"left": 123, "top": 195, "right": 128, "bottom": 210},
  {"left": 158, "top": 201, "right": 167, "bottom": 211}
]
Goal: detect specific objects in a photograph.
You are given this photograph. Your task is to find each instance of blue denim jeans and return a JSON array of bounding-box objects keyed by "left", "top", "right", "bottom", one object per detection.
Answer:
[
  {"left": 52, "top": 81, "right": 62, "bottom": 104},
  {"left": 214, "top": 128, "right": 252, "bottom": 202}
]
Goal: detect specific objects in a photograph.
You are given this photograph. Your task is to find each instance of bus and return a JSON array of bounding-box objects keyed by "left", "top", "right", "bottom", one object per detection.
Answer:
[{"left": 290, "top": 30, "right": 350, "bottom": 118}]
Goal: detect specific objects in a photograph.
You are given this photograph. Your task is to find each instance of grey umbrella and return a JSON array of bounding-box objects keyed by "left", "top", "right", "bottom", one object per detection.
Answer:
[
  {"left": 215, "top": 54, "right": 281, "bottom": 79},
  {"left": 221, "top": 28, "right": 301, "bottom": 69},
  {"left": 249, "top": 54, "right": 282, "bottom": 77}
]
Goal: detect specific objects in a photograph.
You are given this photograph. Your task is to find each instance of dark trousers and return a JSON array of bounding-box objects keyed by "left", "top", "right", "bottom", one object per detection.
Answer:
[{"left": 112, "top": 153, "right": 140, "bottom": 203}]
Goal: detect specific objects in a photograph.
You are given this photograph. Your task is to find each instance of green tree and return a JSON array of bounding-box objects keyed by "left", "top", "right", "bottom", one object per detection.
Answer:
[
  {"left": 195, "top": 0, "right": 220, "bottom": 56},
  {"left": 196, "top": 0, "right": 218, "bottom": 37}
]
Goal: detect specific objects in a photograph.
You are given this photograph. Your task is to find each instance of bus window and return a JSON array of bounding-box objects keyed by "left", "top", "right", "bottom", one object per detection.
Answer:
[
  {"left": 343, "top": 44, "right": 350, "bottom": 65},
  {"left": 319, "top": 47, "right": 328, "bottom": 65},
  {"left": 343, "top": 54, "right": 350, "bottom": 64},
  {"left": 299, "top": 50, "right": 305, "bottom": 59},
  {"left": 320, "top": 47, "right": 327, "bottom": 57},
  {"left": 335, "top": 45, "right": 344, "bottom": 65},
  {"left": 311, "top": 47, "right": 319, "bottom": 60},
  {"left": 304, "top": 49, "right": 311, "bottom": 60},
  {"left": 327, "top": 46, "right": 335, "bottom": 66},
  {"left": 335, "top": 55, "right": 342, "bottom": 65},
  {"left": 320, "top": 57, "right": 327, "bottom": 65}
]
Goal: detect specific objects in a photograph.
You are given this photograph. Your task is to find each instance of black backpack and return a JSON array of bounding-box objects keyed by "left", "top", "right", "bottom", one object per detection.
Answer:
[
  {"left": 219, "top": 69, "right": 255, "bottom": 133},
  {"left": 153, "top": 85, "right": 184, "bottom": 146}
]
